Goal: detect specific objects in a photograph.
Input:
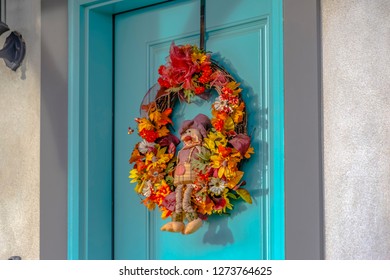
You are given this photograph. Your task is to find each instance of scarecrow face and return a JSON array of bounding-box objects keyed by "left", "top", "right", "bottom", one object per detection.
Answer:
[{"left": 181, "top": 128, "right": 202, "bottom": 145}]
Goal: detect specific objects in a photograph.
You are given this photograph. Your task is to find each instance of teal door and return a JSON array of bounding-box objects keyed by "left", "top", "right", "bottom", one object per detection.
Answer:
[{"left": 114, "top": 0, "right": 283, "bottom": 260}]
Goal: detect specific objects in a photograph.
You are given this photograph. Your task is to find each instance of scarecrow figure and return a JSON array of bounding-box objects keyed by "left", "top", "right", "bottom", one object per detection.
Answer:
[{"left": 161, "top": 113, "right": 211, "bottom": 234}]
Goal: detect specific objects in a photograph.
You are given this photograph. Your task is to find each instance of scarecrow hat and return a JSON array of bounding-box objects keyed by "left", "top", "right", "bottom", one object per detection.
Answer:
[{"left": 179, "top": 113, "right": 211, "bottom": 139}]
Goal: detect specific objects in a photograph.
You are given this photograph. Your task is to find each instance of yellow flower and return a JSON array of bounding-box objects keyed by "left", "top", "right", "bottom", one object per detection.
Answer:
[
  {"left": 129, "top": 168, "right": 145, "bottom": 194},
  {"left": 203, "top": 131, "right": 228, "bottom": 151},
  {"left": 129, "top": 169, "right": 140, "bottom": 185},
  {"left": 210, "top": 152, "right": 240, "bottom": 180},
  {"left": 146, "top": 146, "right": 173, "bottom": 171},
  {"left": 191, "top": 52, "right": 207, "bottom": 64},
  {"left": 223, "top": 116, "right": 235, "bottom": 132},
  {"left": 144, "top": 152, "right": 154, "bottom": 165},
  {"left": 232, "top": 102, "right": 245, "bottom": 124}
]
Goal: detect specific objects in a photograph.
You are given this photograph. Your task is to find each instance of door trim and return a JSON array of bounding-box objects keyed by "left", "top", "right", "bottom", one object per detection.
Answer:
[{"left": 68, "top": 0, "right": 284, "bottom": 260}]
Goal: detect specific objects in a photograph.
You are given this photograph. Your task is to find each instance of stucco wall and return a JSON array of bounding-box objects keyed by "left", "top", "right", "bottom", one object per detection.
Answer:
[
  {"left": 322, "top": 0, "right": 390, "bottom": 259},
  {"left": 0, "top": 0, "right": 40, "bottom": 260}
]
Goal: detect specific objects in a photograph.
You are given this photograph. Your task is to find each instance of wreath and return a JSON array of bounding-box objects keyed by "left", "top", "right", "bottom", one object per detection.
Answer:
[{"left": 129, "top": 42, "right": 254, "bottom": 234}]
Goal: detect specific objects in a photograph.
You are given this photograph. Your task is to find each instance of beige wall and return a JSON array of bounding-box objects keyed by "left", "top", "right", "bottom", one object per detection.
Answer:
[
  {"left": 322, "top": 0, "right": 390, "bottom": 259},
  {"left": 0, "top": 0, "right": 40, "bottom": 260}
]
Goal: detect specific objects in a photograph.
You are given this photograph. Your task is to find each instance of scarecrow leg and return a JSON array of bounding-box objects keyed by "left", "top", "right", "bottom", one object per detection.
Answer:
[
  {"left": 173, "top": 184, "right": 184, "bottom": 223},
  {"left": 182, "top": 184, "right": 196, "bottom": 217},
  {"left": 160, "top": 185, "right": 184, "bottom": 233},
  {"left": 183, "top": 184, "right": 202, "bottom": 235}
]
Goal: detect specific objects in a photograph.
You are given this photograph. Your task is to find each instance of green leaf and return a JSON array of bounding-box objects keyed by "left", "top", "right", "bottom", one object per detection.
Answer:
[
  {"left": 197, "top": 146, "right": 211, "bottom": 161},
  {"left": 227, "top": 192, "right": 238, "bottom": 200},
  {"left": 236, "top": 188, "right": 252, "bottom": 204},
  {"left": 166, "top": 86, "right": 182, "bottom": 93},
  {"left": 191, "top": 158, "right": 208, "bottom": 172},
  {"left": 166, "top": 161, "right": 176, "bottom": 173},
  {"left": 183, "top": 89, "right": 195, "bottom": 102},
  {"left": 165, "top": 175, "right": 174, "bottom": 185},
  {"left": 191, "top": 146, "right": 212, "bottom": 172}
]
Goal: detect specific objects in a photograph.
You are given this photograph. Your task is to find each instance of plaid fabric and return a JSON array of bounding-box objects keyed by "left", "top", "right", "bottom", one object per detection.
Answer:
[{"left": 174, "top": 162, "right": 196, "bottom": 185}]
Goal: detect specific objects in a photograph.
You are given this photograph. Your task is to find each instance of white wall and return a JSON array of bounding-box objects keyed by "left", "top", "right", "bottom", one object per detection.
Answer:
[
  {"left": 322, "top": 0, "right": 390, "bottom": 259},
  {"left": 0, "top": 0, "right": 41, "bottom": 260}
]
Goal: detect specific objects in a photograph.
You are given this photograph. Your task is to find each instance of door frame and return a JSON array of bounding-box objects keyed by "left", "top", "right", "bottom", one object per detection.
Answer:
[{"left": 68, "top": 0, "right": 284, "bottom": 260}]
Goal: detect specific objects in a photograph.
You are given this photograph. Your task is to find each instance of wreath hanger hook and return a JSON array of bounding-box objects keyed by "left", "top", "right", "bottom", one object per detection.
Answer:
[{"left": 200, "top": 0, "right": 206, "bottom": 50}]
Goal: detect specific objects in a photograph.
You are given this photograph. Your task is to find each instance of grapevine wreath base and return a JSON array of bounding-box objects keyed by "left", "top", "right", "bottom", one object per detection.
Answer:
[{"left": 129, "top": 42, "right": 254, "bottom": 234}]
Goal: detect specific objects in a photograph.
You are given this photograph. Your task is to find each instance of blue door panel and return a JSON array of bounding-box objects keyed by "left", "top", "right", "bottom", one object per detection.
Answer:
[{"left": 114, "top": 0, "right": 275, "bottom": 260}]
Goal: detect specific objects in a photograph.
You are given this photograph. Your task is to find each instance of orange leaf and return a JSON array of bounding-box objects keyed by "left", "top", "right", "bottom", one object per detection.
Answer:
[
  {"left": 141, "top": 102, "right": 156, "bottom": 113},
  {"left": 129, "top": 147, "right": 144, "bottom": 163},
  {"left": 149, "top": 108, "right": 173, "bottom": 127}
]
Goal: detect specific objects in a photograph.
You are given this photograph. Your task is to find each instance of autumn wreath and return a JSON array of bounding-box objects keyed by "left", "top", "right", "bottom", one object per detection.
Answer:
[{"left": 129, "top": 42, "right": 253, "bottom": 233}]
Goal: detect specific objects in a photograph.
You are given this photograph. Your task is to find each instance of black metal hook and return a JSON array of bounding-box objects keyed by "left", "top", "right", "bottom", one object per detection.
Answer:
[{"left": 200, "top": 0, "right": 205, "bottom": 50}]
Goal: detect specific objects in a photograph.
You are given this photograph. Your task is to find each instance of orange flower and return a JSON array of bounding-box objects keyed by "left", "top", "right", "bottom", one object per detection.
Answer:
[
  {"left": 212, "top": 119, "right": 225, "bottom": 132},
  {"left": 211, "top": 109, "right": 228, "bottom": 120},
  {"left": 218, "top": 146, "right": 233, "bottom": 157},
  {"left": 154, "top": 180, "right": 171, "bottom": 207},
  {"left": 196, "top": 199, "right": 214, "bottom": 215}
]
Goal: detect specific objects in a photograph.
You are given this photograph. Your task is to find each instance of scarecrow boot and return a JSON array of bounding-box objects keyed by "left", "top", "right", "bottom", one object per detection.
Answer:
[
  {"left": 161, "top": 185, "right": 185, "bottom": 233},
  {"left": 182, "top": 184, "right": 202, "bottom": 235}
]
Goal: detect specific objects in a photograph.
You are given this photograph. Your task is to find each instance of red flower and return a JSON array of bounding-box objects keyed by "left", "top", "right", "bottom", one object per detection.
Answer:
[
  {"left": 201, "top": 64, "right": 212, "bottom": 74},
  {"left": 198, "top": 73, "right": 211, "bottom": 84},
  {"left": 158, "top": 77, "right": 171, "bottom": 89},
  {"left": 158, "top": 43, "right": 204, "bottom": 90},
  {"left": 220, "top": 93, "right": 239, "bottom": 105},
  {"left": 213, "top": 197, "right": 227, "bottom": 210},
  {"left": 158, "top": 65, "right": 166, "bottom": 75},
  {"left": 222, "top": 87, "right": 233, "bottom": 95},
  {"left": 198, "top": 65, "right": 212, "bottom": 84},
  {"left": 139, "top": 129, "right": 159, "bottom": 142},
  {"left": 195, "top": 86, "right": 205, "bottom": 95}
]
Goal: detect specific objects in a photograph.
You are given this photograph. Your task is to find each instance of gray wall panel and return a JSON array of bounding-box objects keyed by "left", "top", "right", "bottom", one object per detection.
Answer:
[
  {"left": 41, "top": 0, "right": 68, "bottom": 260},
  {"left": 284, "top": 0, "right": 324, "bottom": 259}
]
